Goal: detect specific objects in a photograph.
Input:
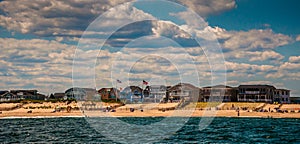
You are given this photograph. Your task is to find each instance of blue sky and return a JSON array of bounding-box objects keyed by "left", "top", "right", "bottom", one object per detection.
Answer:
[
  {"left": 208, "top": 0, "right": 300, "bottom": 59},
  {"left": 0, "top": 0, "right": 299, "bottom": 96}
]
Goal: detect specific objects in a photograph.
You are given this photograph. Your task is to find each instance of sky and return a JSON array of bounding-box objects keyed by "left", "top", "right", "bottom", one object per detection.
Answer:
[{"left": 0, "top": 0, "right": 300, "bottom": 96}]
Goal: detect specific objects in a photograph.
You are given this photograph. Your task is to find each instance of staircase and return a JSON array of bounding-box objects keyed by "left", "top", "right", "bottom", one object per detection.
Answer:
[{"left": 176, "top": 98, "right": 190, "bottom": 109}]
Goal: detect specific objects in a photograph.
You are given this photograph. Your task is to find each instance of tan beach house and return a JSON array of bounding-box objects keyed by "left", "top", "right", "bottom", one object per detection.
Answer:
[
  {"left": 65, "top": 87, "right": 98, "bottom": 101},
  {"left": 143, "top": 85, "right": 167, "bottom": 103},
  {"left": 168, "top": 83, "right": 199, "bottom": 102}
]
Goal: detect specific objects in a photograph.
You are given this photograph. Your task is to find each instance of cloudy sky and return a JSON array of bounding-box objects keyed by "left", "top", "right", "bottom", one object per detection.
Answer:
[{"left": 0, "top": 0, "right": 300, "bottom": 96}]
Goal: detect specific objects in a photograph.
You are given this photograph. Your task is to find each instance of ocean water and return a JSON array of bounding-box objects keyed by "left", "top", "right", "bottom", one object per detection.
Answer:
[{"left": 0, "top": 117, "right": 300, "bottom": 143}]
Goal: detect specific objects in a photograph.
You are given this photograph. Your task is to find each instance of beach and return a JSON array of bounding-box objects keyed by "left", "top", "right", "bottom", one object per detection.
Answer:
[{"left": 1, "top": 102, "right": 300, "bottom": 118}]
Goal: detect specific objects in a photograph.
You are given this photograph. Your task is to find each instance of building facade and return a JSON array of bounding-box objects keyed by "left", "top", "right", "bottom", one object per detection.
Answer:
[
  {"left": 120, "top": 86, "right": 143, "bottom": 103},
  {"left": 143, "top": 85, "right": 167, "bottom": 103},
  {"left": 201, "top": 85, "right": 237, "bottom": 102},
  {"left": 237, "top": 85, "right": 276, "bottom": 103},
  {"left": 168, "top": 83, "right": 199, "bottom": 102},
  {"left": 98, "top": 88, "right": 119, "bottom": 101},
  {"left": 10, "top": 90, "right": 45, "bottom": 100},
  {"left": 0, "top": 91, "right": 19, "bottom": 102},
  {"left": 274, "top": 89, "right": 290, "bottom": 104},
  {"left": 65, "top": 88, "right": 98, "bottom": 101}
]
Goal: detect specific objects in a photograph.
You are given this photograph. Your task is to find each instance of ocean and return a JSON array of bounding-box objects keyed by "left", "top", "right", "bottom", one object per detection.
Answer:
[{"left": 0, "top": 117, "right": 300, "bottom": 143}]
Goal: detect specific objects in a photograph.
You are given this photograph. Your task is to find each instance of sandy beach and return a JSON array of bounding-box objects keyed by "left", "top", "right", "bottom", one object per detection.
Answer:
[{"left": 1, "top": 102, "right": 300, "bottom": 118}]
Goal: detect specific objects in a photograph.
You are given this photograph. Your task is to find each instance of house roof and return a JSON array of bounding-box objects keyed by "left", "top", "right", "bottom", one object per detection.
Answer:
[
  {"left": 0, "top": 91, "right": 8, "bottom": 95},
  {"left": 54, "top": 93, "right": 65, "bottom": 96},
  {"left": 0, "top": 91, "right": 17, "bottom": 98},
  {"left": 128, "top": 86, "right": 142, "bottom": 92},
  {"left": 168, "top": 83, "right": 198, "bottom": 91},
  {"left": 37, "top": 93, "right": 46, "bottom": 97},
  {"left": 238, "top": 85, "right": 276, "bottom": 89},
  {"left": 202, "top": 85, "right": 233, "bottom": 89},
  {"left": 98, "top": 88, "right": 120, "bottom": 93},
  {"left": 10, "top": 90, "right": 38, "bottom": 94},
  {"left": 275, "top": 89, "right": 290, "bottom": 91},
  {"left": 9, "top": 90, "right": 38, "bottom": 96},
  {"left": 65, "top": 87, "right": 86, "bottom": 93}
]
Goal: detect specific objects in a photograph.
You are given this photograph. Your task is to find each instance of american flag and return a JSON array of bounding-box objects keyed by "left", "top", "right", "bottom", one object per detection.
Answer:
[
  {"left": 143, "top": 80, "right": 148, "bottom": 85},
  {"left": 117, "top": 79, "right": 122, "bottom": 83}
]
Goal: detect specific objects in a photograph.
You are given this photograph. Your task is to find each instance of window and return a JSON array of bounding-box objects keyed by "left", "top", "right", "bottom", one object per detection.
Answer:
[{"left": 246, "top": 95, "right": 250, "bottom": 99}]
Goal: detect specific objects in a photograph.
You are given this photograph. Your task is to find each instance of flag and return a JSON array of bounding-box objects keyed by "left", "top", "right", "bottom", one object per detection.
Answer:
[
  {"left": 143, "top": 80, "right": 148, "bottom": 85},
  {"left": 117, "top": 79, "right": 122, "bottom": 83}
]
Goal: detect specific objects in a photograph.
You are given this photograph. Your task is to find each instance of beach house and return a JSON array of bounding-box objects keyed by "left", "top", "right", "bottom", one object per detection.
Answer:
[
  {"left": 83, "top": 88, "right": 99, "bottom": 101},
  {"left": 9, "top": 90, "right": 45, "bottom": 100},
  {"left": 274, "top": 89, "right": 290, "bottom": 104},
  {"left": 98, "top": 88, "right": 120, "bottom": 101},
  {"left": 120, "top": 86, "right": 143, "bottom": 103},
  {"left": 168, "top": 83, "right": 199, "bottom": 102},
  {"left": 143, "top": 85, "right": 167, "bottom": 103},
  {"left": 201, "top": 85, "right": 237, "bottom": 102},
  {"left": 0, "top": 91, "right": 19, "bottom": 102},
  {"left": 237, "top": 85, "right": 276, "bottom": 103},
  {"left": 65, "top": 88, "right": 98, "bottom": 101}
]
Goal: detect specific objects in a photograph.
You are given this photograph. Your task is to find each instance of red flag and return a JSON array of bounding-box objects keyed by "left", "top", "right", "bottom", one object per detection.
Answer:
[
  {"left": 143, "top": 80, "right": 148, "bottom": 85},
  {"left": 117, "top": 79, "right": 122, "bottom": 83}
]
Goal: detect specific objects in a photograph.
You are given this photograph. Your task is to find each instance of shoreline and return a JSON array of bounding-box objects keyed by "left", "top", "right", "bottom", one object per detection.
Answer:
[
  {"left": 1, "top": 102, "right": 300, "bottom": 119},
  {"left": 1, "top": 115, "right": 300, "bottom": 119},
  {"left": 1, "top": 110, "right": 300, "bottom": 119}
]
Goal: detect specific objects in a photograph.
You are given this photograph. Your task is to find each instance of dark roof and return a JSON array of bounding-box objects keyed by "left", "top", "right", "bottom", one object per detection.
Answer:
[
  {"left": 275, "top": 89, "right": 290, "bottom": 91},
  {"left": 54, "top": 93, "right": 65, "bottom": 96},
  {"left": 37, "top": 93, "right": 46, "bottom": 97},
  {"left": 202, "top": 85, "right": 233, "bottom": 89},
  {"left": 238, "top": 85, "right": 276, "bottom": 89},
  {"left": 10, "top": 90, "right": 38, "bottom": 95},
  {"left": 65, "top": 87, "right": 86, "bottom": 93},
  {"left": 129, "top": 86, "right": 142, "bottom": 91},
  {"left": 0, "top": 91, "right": 16, "bottom": 97},
  {"left": 0, "top": 91, "right": 9, "bottom": 95},
  {"left": 10, "top": 90, "right": 37, "bottom": 93}
]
